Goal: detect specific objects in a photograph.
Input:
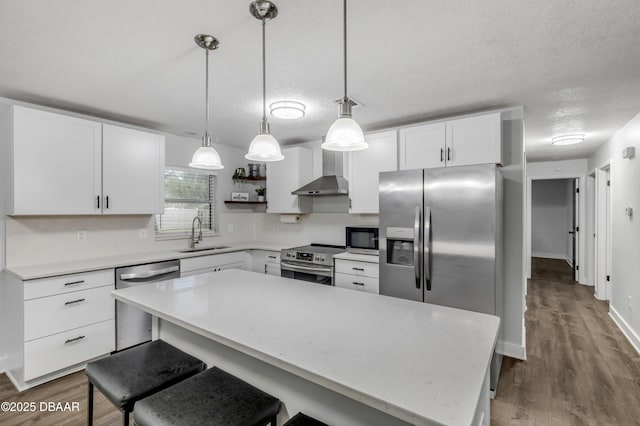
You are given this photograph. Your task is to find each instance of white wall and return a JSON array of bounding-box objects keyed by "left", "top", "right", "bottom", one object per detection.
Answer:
[
  {"left": 588, "top": 112, "right": 640, "bottom": 353},
  {"left": 530, "top": 179, "right": 571, "bottom": 259},
  {"left": 526, "top": 159, "right": 588, "bottom": 283}
]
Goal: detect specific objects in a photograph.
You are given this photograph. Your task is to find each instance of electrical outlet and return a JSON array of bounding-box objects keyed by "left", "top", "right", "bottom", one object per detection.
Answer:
[
  {"left": 273, "top": 223, "right": 279, "bottom": 232},
  {"left": 628, "top": 296, "right": 633, "bottom": 310},
  {"left": 77, "top": 231, "right": 87, "bottom": 242},
  {"left": 139, "top": 229, "right": 147, "bottom": 239},
  {"left": 227, "top": 224, "right": 234, "bottom": 233}
]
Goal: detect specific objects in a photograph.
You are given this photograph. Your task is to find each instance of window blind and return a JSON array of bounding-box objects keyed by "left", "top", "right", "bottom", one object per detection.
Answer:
[{"left": 155, "top": 169, "right": 216, "bottom": 236}]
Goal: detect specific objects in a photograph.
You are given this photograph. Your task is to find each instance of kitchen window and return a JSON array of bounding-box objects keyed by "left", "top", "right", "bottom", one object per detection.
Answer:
[{"left": 155, "top": 168, "right": 217, "bottom": 238}]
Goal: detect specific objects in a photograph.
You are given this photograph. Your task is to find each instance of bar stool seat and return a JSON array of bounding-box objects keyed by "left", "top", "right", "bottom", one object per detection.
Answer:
[
  {"left": 134, "top": 366, "right": 281, "bottom": 426},
  {"left": 85, "top": 340, "right": 205, "bottom": 426},
  {"left": 284, "top": 412, "right": 330, "bottom": 426}
]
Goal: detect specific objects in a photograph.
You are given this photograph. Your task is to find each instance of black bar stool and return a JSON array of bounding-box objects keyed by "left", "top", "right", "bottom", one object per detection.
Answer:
[
  {"left": 85, "top": 340, "right": 205, "bottom": 426},
  {"left": 284, "top": 412, "right": 330, "bottom": 426},
  {"left": 134, "top": 366, "right": 281, "bottom": 426}
]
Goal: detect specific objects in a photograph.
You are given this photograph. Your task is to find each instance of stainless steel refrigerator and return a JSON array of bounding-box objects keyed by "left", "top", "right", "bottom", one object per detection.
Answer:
[{"left": 379, "top": 163, "right": 504, "bottom": 392}]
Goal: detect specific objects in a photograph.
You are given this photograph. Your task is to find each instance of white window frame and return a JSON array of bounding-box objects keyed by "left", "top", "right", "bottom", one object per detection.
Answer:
[{"left": 155, "top": 166, "right": 218, "bottom": 240}]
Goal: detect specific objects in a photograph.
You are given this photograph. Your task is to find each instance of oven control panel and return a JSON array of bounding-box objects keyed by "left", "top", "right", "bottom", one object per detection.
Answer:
[{"left": 281, "top": 250, "right": 332, "bottom": 266}]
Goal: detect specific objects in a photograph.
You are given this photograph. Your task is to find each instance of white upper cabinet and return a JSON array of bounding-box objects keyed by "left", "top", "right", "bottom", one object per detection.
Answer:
[
  {"left": 399, "top": 122, "right": 446, "bottom": 170},
  {"left": 11, "top": 106, "right": 102, "bottom": 215},
  {"left": 445, "top": 113, "right": 502, "bottom": 167},
  {"left": 102, "top": 125, "right": 164, "bottom": 214},
  {"left": 6, "top": 106, "right": 165, "bottom": 215},
  {"left": 398, "top": 112, "right": 502, "bottom": 170},
  {"left": 347, "top": 130, "right": 398, "bottom": 214},
  {"left": 266, "top": 146, "right": 312, "bottom": 214}
]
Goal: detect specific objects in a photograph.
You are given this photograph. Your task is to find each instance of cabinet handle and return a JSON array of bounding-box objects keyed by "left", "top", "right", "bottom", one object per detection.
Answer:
[
  {"left": 352, "top": 267, "right": 365, "bottom": 271},
  {"left": 64, "top": 298, "right": 86, "bottom": 306},
  {"left": 64, "top": 280, "right": 85, "bottom": 287},
  {"left": 264, "top": 265, "right": 267, "bottom": 274},
  {"left": 352, "top": 281, "right": 365, "bottom": 286},
  {"left": 440, "top": 148, "right": 444, "bottom": 162},
  {"left": 267, "top": 255, "right": 277, "bottom": 259},
  {"left": 65, "top": 335, "right": 85, "bottom": 344},
  {"left": 96, "top": 196, "right": 100, "bottom": 209},
  {"left": 105, "top": 196, "right": 109, "bottom": 209},
  {"left": 447, "top": 147, "right": 451, "bottom": 162}
]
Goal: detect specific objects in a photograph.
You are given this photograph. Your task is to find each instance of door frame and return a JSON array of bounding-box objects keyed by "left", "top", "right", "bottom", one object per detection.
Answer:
[
  {"left": 526, "top": 173, "right": 587, "bottom": 284},
  {"left": 593, "top": 160, "right": 612, "bottom": 301}
]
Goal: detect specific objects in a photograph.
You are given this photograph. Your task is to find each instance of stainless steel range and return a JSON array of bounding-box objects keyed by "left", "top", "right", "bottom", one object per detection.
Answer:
[{"left": 280, "top": 244, "right": 346, "bottom": 285}]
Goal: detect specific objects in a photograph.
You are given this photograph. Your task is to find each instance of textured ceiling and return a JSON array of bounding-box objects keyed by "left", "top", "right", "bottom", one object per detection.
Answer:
[{"left": 1, "top": 0, "right": 639, "bottom": 162}]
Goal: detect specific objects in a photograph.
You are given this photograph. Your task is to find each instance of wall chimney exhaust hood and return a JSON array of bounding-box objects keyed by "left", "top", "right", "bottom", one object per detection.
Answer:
[{"left": 292, "top": 149, "right": 349, "bottom": 196}]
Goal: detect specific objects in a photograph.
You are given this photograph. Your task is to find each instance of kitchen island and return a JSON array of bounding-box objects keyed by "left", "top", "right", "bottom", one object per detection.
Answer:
[{"left": 112, "top": 270, "right": 499, "bottom": 426}]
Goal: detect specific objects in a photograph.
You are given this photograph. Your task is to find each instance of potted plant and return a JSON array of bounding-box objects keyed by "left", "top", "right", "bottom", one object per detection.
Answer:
[
  {"left": 255, "top": 186, "right": 266, "bottom": 202},
  {"left": 232, "top": 167, "right": 246, "bottom": 184}
]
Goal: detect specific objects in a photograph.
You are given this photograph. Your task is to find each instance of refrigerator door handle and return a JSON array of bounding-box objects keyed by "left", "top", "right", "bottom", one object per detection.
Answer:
[
  {"left": 414, "top": 205, "right": 421, "bottom": 289},
  {"left": 424, "top": 206, "right": 431, "bottom": 291}
]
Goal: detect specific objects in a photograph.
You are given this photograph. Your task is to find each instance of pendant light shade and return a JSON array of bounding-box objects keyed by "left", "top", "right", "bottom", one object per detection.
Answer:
[
  {"left": 322, "top": 0, "right": 367, "bottom": 152},
  {"left": 190, "top": 34, "right": 224, "bottom": 170},
  {"left": 246, "top": 1, "right": 284, "bottom": 162}
]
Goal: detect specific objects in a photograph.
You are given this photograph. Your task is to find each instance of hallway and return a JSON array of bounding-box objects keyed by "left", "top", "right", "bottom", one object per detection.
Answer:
[{"left": 492, "top": 258, "right": 640, "bottom": 425}]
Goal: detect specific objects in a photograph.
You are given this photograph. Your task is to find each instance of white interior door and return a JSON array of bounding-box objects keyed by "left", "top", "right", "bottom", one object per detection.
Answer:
[{"left": 595, "top": 166, "right": 611, "bottom": 301}]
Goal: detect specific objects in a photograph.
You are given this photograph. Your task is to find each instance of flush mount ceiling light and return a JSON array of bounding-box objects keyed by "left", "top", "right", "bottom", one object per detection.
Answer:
[
  {"left": 551, "top": 134, "right": 585, "bottom": 146},
  {"left": 322, "top": 0, "right": 367, "bottom": 152},
  {"left": 270, "top": 100, "right": 306, "bottom": 119},
  {"left": 246, "top": 1, "right": 284, "bottom": 162},
  {"left": 189, "top": 34, "right": 224, "bottom": 170}
]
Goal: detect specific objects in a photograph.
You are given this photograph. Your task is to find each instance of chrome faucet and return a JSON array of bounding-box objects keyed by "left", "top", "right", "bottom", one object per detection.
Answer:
[{"left": 191, "top": 216, "right": 203, "bottom": 249}]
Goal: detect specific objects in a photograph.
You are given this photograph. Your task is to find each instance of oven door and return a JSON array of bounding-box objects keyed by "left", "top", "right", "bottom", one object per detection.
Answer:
[{"left": 280, "top": 262, "right": 333, "bottom": 286}]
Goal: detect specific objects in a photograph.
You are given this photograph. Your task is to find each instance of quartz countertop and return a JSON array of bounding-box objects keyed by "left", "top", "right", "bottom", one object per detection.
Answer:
[
  {"left": 5, "top": 241, "right": 297, "bottom": 280},
  {"left": 112, "top": 269, "right": 499, "bottom": 426},
  {"left": 333, "top": 252, "right": 380, "bottom": 263}
]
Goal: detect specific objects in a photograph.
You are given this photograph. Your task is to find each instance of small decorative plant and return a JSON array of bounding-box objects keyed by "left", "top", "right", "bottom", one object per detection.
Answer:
[{"left": 255, "top": 186, "right": 266, "bottom": 197}]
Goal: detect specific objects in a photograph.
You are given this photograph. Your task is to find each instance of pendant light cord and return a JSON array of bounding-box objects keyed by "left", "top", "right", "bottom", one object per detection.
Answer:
[
  {"left": 343, "top": 0, "right": 348, "bottom": 100},
  {"left": 262, "top": 18, "right": 267, "bottom": 123},
  {"left": 205, "top": 48, "right": 210, "bottom": 134}
]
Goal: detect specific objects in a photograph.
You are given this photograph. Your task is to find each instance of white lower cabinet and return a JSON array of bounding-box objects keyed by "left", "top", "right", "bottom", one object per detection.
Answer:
[
  {"left": 180, "top": 251, "right": 249, "bottom": 277},
  {"left": 334, "top": 258, "right": 379, "bottom": 294},
  {"left": 24, "top": 320, "right": 114, "bottom": 381},
  {"left": 5, "top": 269, "right": 116, "bottom": 388},
  {"left": 249, "top": 250, "right": 281, "bottom": 276}
]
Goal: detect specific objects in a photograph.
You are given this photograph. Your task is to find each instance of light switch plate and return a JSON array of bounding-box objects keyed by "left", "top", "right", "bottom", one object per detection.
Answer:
[{"left": 77, "top": 231, "right": 86, "bottom": 242}]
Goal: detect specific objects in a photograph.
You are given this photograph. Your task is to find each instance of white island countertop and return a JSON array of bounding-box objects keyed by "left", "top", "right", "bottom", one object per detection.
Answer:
[{"left": 113, "top": 270, "right": 499, "bottom": 426}]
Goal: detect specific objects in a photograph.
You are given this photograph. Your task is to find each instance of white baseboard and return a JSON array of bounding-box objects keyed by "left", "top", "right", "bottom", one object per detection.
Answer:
[
  {"left": 531, "top": 252, "right": 565, "bottom": 260},
  {"left": 496, "top": 340, "right": 526, "bottom": 360},
  {"left": 565, "top": 256, "right": 573, "bottom": 267},
  {"left": 610, "top": 306, "right": 640, "bottom": 355}
]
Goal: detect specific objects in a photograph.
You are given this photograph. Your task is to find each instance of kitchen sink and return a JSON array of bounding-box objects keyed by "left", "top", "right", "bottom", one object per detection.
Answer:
[{"left": 178, "top": 246, "right": 231, "bottom": 253}]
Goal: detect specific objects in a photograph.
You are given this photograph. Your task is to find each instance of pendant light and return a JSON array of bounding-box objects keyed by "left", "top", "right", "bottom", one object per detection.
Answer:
[
  {"left": 321, "top": 0, "right": 367, "bottom": 152},
  {"left": 189, "top": 34, "right": 224, "bottom": 170},
  {"left": 246, "top": 1, "right": 285, "bottom": 162}
]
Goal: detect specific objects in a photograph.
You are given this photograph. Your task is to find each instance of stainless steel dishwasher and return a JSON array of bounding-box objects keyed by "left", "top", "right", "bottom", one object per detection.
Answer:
[{"left": 115, "top": 260, "right": 180, "bottom": 351}]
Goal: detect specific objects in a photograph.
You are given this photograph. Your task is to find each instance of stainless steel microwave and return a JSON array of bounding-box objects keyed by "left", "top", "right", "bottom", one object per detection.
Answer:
[{"left": 345, "top": 226, "right": 379, "bottom": 255}]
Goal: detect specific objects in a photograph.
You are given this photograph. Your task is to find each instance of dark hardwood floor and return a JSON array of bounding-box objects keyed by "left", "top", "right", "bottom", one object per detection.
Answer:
[
  {"left": 1, "top": 257, "right": 638, "bottom": 425},
  {"left": 491, "top": 257, "right": 640, "bottom": 425}
]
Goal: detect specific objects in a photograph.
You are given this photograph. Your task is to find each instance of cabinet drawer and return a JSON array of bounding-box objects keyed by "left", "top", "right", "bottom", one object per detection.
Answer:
[
  {"left": 335, "top": 273, "right": 379, "bottom": 294},
  {"left": 24, "top": 319, "right": 115, "bottom": 381},
  {"left": 24, "top": 269, "right": 114, "bottom": 300},
  {"left": 335, "top": 260, "right": 379, "bottom": 278},
  {"left": 25, "top": 285, "right": 114, "bottom": 341}
]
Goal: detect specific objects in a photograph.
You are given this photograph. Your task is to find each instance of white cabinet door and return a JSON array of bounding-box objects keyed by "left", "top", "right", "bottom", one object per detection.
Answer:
[
  {"left": 445, "top": 113, "right": 502, "bottom": 167},
  {"left": 102, "top": 125, "right": 165, "bottom": 214},
  {"left": 347, "top": 130, "right": 397, "bottom": 214},
  {"left": 398, "top": 122, "right": 445, "bottom": 170},
  {"left": 12, "top": 106, "right": 102, "bottom": 215},
  {"left": 266, "top": 147, "right": 312, "bottom": 214}
]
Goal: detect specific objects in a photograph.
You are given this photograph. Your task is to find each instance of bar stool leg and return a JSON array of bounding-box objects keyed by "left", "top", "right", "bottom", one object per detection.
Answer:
[
  {"left": 87, "top": 381, "right": 94, "bottom": 426},
  {"left": 123, "top": 409, "right": 130, "bottom": 426}
]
